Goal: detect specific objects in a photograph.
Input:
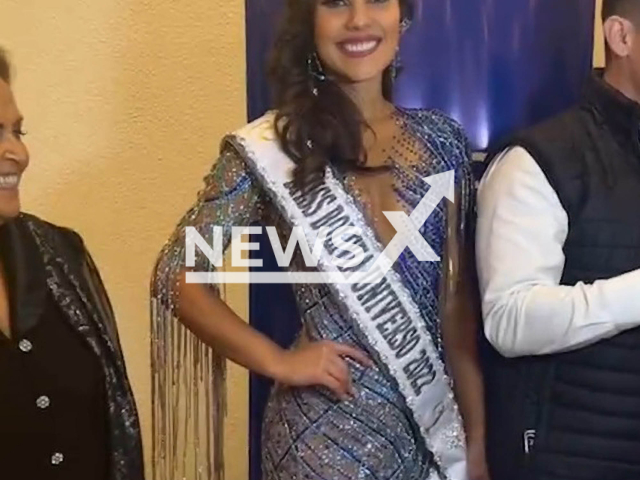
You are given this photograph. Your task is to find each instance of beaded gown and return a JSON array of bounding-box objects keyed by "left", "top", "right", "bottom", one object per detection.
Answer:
[{"left": 150, "top": 107, "right": 476, "bottom": 480}]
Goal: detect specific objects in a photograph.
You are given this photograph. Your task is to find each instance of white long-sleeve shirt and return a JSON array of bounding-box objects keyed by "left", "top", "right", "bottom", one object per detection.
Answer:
[{"left": 476, "top": 146, "right": 640, "bottom": 358}]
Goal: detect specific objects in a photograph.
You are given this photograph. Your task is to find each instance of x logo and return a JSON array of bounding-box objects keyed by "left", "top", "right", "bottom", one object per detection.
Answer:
[{"left": 372, "top": 170, "right": 455, "bottom": 275}]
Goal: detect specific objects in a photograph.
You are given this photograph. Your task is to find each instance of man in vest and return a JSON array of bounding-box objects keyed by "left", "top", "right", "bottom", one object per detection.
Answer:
[{"left": 476, "top": 1, "right": 640, "bottom": 479}]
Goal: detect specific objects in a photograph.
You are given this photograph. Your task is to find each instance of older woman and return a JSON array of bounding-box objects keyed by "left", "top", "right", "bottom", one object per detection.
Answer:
[{"left": 0, "top": 47, "right": 144, "bottom": 480}]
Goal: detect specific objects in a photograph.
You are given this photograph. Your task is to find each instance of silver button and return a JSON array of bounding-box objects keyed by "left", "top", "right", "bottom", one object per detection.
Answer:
[
  {"left": 51, "top": 452, "right": 64, "bottom": 465},
  {"left": 36, "top": 395, "right": 50, "bottom": 409},
  {"left": 18, "top": 339, "right": 33, "bottom": 353}
]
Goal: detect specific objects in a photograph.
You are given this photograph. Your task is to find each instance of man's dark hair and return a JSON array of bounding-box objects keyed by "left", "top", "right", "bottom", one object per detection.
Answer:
[
  {"left": 0, "top": 47, "right": 10, "bottom": 84},
  {"left": 603, "top": 0, "right": 640, "bottom": 23}
]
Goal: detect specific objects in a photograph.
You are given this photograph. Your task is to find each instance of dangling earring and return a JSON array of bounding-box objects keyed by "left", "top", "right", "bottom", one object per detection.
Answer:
[
  {"left": 391, "top": 18, "right": 410, "bottom": 82},
  {"left": 400, "top": 17, "right": 411, "bottom": 34},
  {"left": 307, "top": 52, "right": 326, "bottom": 96},
  {"left": 390, "top": 47, "right": 401, "bottom": 81}
]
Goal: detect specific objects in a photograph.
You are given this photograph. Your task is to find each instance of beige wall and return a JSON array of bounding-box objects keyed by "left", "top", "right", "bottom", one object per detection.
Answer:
[
  {"left": 0, "top": 1, "right": 249, "bottom": 479},
  {"left": 0, "top": 1, "right": 605, "bottom": 479},
  {"left": 595, "top": 0, "right": 605, "bottom": 67}
]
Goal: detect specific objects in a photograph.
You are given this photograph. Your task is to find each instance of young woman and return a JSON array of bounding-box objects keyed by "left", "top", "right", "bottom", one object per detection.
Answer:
[
  {"left": 152, "top": 1, "right": 488, "bottom": 479},
  {"left": 0, "top": 48, "right": 144, "bottom": 480}
]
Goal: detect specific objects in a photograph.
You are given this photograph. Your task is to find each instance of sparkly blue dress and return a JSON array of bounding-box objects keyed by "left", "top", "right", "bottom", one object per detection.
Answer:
[{"left": 151, "top": 108, "right": 476, "bottom": 480}]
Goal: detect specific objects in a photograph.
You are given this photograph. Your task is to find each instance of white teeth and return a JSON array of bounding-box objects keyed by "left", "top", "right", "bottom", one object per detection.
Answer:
[
  {"left": 0, "top": 174, "right": 19, "bottom": 188},
  {"left": 343, "top": 41, "right": 378, "bottom": 53}
]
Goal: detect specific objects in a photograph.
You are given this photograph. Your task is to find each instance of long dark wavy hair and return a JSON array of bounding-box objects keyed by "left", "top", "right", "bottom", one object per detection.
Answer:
[{"left": 269, "top": 0, "right": 414, "bottom": 188}]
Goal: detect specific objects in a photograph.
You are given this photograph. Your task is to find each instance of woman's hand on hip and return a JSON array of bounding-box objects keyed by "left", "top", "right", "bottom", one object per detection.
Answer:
[{"left": 273, "top": 341, "right": 372, "bottom": 401}]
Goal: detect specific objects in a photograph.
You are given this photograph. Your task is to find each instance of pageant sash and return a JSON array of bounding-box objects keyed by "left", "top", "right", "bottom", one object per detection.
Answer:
[{"left": 230, "top": 112, "right": 467, "bottom": 480}]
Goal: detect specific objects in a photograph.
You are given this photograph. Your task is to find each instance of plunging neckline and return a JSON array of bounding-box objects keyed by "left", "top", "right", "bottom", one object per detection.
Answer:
[{"left": 332, "top": 108, "right": 432, "bottom": 251}]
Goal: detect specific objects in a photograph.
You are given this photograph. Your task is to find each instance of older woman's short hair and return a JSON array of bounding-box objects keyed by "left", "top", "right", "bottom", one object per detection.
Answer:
[{"left": 0, "top": 47, "right": 11, "bottom": 84}]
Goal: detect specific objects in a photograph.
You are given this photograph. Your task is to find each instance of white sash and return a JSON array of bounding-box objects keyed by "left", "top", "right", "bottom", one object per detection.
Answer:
[{"left": 231, "top": 113, "right": 467, "bottom": 480}]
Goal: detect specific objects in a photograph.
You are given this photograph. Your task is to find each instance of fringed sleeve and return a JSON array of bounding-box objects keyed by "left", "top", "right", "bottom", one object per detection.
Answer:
[
  {"left": 440, "top": 126, "right": 485, "bottom": 457},
  {"left": 150, "top": 141, "right": 264, "bottom": 480},
  {"left": 441, "top": 118, "right": 477, "bottom": 307}
]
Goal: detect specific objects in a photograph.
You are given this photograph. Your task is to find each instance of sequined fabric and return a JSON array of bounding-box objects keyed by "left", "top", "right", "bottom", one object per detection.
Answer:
[
  {"left": 23, "top": 213, "right": 145, "bottom": 480},
  {"left": 151, "top": 107, "right": 475, "bottom": 480}
]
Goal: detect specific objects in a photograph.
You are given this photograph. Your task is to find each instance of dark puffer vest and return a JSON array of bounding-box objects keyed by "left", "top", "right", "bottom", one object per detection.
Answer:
[{"left": 484, "top": 72, "right": 640, "bottom": 480}]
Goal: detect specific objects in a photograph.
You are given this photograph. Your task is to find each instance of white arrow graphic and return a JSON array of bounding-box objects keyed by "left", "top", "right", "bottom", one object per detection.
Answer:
[{"left": 365, "top": 170, "right": 454, "bottom": 274}]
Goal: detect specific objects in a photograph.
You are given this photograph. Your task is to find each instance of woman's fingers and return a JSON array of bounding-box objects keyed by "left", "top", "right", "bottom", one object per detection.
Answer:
[
  {"left": 328, "top": 356, "right": 354, "bottom": 396},
  {"left": 331, "top": 342, "right": 372, "bottom": 367},
  {"left": 321, "top": 372, "right": 349, "bottom": 401}
]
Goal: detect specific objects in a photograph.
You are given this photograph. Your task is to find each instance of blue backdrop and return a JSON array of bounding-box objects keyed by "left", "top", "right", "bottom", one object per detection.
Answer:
[{"left": 245, "top": 1, "right": 595, "bottom": 478}]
